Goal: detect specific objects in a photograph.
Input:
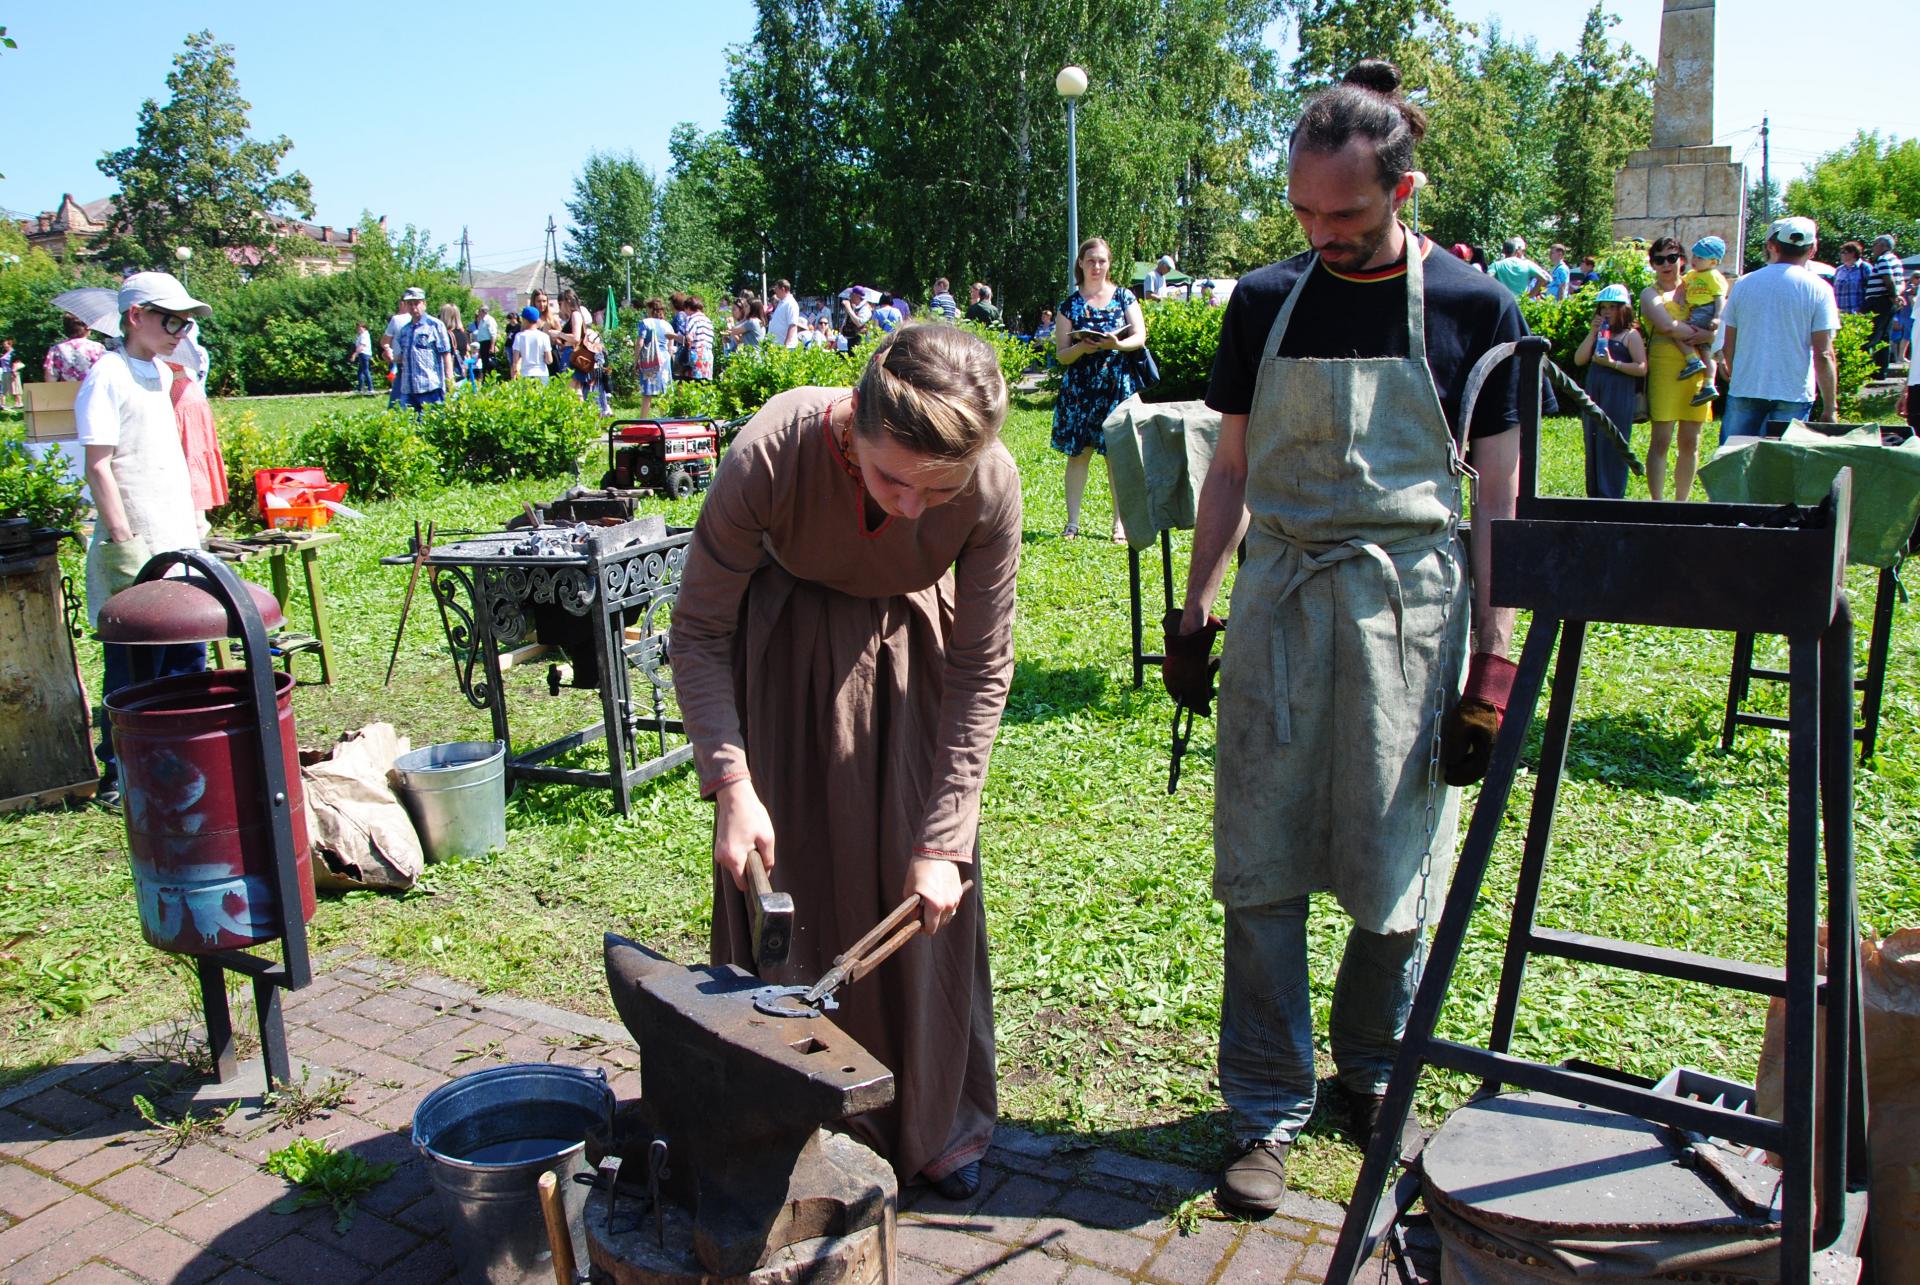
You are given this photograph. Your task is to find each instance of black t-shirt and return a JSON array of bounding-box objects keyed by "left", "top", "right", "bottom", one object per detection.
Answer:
[{"left": 1206, "top": 238, "right": 1529, "bottom": 440}]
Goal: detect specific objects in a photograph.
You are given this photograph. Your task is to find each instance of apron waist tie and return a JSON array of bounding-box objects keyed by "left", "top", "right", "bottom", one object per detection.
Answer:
[{"left": 1255, "top": 525, "right": 1455, "bottom": 688}]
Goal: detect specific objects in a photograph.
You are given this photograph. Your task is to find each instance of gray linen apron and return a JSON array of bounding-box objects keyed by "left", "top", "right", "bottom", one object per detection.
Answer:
[{"left": 1213, "top": 237, "right": 1471, "bottom": 935}]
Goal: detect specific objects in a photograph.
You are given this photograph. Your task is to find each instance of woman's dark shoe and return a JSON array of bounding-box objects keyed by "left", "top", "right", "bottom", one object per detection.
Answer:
[{"left": 929, "top": 1161, "right": 982, "bottom": 1200}]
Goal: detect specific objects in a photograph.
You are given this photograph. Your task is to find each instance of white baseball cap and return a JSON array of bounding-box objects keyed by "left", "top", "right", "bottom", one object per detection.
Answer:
[
  {"left": 1769, "top": 216, "right": 1818, "bottom": 248},
  {"left": 117, "top": 271, "right": 211, "bottom": 317}
]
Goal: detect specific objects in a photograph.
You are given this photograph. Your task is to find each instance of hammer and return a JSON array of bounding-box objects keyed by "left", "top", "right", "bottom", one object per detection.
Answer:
[{"left": 746, "top": 852, "right": 793, "bottom": 971}]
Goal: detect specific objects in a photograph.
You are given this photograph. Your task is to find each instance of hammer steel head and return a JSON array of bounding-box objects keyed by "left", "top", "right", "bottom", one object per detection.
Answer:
[{"left": 750, "top": 890, "right": 795, "bottom": 969}]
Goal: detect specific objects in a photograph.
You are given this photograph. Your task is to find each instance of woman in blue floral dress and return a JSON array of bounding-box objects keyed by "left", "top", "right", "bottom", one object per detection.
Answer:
[{"left": 1052, "top": 237, "right": 1147, "bottom": 540}]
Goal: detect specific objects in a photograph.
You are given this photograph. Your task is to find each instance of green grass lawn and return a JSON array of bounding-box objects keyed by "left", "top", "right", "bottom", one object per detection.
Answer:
[{"left": 4, "top": 391, "right": 1916, "bottom": 1207}]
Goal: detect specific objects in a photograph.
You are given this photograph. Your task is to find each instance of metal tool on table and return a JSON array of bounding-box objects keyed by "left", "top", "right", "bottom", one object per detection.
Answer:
[
  {"left": 751, "top": 879, "right": 976, "bottom": 1020},
  {"left": 383, "top": 520, "right": 435, "bottom": 688},
  {"left": 745, "top": 851, "right": 793, "bottom": 971}
]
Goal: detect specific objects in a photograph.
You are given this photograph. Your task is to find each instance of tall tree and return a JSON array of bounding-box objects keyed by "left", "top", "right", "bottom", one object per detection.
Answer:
[
  {"left": 96, "top": 30, "right": 313, "bottom": 272},
  {"left": 724, "top": 0, "right": 1290, "bottom": 320},
  {"left": 562, "top": 151, "right": 662, "bottom": 307},
  {"left": 1281, "top": 0, "right": 1467, "bottom": 99},
  {"left": 658, "top": 125, "right": 764, "bottom": 295},
  {"left": 1785, "top": 131, "right": 1920, "bottom": 225},
  {"left": 1420, "top": 27, "right": 1558, "bottom": 252},
  {"left": 1544, "top": 3, "right": 1652, "bottom": 258}
]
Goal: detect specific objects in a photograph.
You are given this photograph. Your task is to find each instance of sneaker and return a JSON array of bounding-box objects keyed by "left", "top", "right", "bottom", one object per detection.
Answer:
[
  {"left": 1327, "top": 1082, "right": 1387, "bottom": 1146},
  {"left": 1677, "top": 357, "right": 1706, "bottom": 379},
  {"left": 93, "top": 775, "right": 122, "bottom": 813},
  {"left": 928, "top": 1161, "right": 981, "bottom": 1200},
  {"left": 1690, "top": 383, "right": 1719, "bottom": 407},
  {"left": 1218, "top": 1139, "right": 1289, "bottom": 1214}
]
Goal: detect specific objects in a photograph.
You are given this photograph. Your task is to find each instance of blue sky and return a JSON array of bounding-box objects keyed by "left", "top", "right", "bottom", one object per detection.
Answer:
[{"left": 3, "top": 0, "right": 1914, "bottom": 274}]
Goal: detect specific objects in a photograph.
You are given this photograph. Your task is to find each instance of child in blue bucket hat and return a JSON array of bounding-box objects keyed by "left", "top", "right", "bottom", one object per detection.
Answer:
[{"left": 1673, "top": 234, "right": 1728, "bottom": 406}]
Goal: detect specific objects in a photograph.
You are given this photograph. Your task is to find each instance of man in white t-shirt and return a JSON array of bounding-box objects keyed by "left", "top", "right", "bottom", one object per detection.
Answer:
[
  {"left": 1719, "top": 216, "right": 1839, "bottom": 442},
  {"left": 75, "top": 271, "right": 213, "bottom": 804},
  {"left": 767, "top": 278, "right": 802, "bottom": 348}
]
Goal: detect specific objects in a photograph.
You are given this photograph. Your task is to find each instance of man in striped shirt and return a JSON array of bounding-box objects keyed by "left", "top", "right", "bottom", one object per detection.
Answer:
[{"left": 1865, "top": 234, "right": 1906, "bottom": 375}]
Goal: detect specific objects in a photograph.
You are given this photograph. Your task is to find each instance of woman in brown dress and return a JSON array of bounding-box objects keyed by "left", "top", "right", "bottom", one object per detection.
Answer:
[{"left": 669, "top": 324, "right": 1021, "bottom": 1198}]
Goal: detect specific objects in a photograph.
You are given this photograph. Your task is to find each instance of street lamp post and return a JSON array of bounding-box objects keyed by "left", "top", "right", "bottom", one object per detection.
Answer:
[
  {"left": 1056, "top": 65, "right": 1089, "bottom": 293},
  {"left": 620, "top": 244, "right": 634, "bottom": 309},
  {"left": 175, "top": 244, "right": 193, "bottom": 289}
]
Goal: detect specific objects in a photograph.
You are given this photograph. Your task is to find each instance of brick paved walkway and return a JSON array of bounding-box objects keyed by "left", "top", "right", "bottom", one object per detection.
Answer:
[{"left": 0, "top": 953, "right": 1359, "bottom": 1284}]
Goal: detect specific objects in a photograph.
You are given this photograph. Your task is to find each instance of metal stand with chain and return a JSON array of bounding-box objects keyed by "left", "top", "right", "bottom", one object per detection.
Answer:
[{"left": 1329, "top": 337, "right": 1871, "bottom": 1284}]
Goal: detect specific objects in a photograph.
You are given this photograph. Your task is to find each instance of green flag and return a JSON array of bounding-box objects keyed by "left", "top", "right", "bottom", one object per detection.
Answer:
[{"left": 603, "top": 286, "right": 619, "bottom": 333}]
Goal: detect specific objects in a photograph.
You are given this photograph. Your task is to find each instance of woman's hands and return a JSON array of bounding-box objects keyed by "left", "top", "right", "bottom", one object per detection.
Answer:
[
  {"left": 905, "top": 856, "right": 964, "bottom": 935},
  {"left": 713, "top": 780, "right": 775, "bottom": 892}
]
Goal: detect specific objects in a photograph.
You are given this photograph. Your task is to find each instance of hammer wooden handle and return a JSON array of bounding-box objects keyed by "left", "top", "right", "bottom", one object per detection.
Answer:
[
  {"left": 747, "top": 850, "right": 774, "bottom": 900},
  {"left": 537, "top": 1169, "right": 577, "bottom": 1285}
]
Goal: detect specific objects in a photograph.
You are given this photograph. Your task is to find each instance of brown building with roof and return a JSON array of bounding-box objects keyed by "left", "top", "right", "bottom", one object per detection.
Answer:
[{"left": 18, "top": 194, "right": 379, "bottom": 276}]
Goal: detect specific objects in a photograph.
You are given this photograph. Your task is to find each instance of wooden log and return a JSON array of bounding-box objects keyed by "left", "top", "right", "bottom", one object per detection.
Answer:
[{"left": 0, "top": 551, "right": 96, "bottom": 807}]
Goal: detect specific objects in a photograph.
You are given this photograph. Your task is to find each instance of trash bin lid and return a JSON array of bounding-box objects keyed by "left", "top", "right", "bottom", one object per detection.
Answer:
[
  {"left": 98, "top": 574, "right": 284, "bottom": 644},
  {"left": 1422, "top": 1092, "right": 1779, "bottom": 1235}
]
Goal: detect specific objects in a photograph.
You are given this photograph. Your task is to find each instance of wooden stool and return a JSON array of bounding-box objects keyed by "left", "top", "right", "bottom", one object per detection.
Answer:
[{"left": 208, "top": 531, "right": 339, "bottom": 685}]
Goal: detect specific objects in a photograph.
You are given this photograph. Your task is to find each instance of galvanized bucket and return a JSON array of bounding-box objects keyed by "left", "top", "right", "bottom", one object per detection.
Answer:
[
  {"left": 391, "top": 740, "right": 507, "bottom": 862},
  {"left": 412, "top": 1063, "right": 613, "bottom": 1285}
]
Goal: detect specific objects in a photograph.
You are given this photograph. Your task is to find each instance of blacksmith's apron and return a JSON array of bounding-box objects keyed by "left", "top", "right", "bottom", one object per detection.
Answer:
[{"left": 1213, "top": 235, "right": 1471, "bottom": 935}]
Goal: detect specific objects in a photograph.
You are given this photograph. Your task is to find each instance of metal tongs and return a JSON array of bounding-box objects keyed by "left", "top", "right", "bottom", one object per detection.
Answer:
[{"left": 751, "top": 879, "right": 976, "bottom": 1019}]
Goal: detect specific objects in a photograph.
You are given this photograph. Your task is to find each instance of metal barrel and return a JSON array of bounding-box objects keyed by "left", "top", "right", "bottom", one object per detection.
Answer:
[
  {"left": 106, "top": 669, "right": 315, "bottom": 954},
  {"left": 412, "top": 1063, "right": 612, "bottom": 1285},
  {"left": 390, "top": 741, "right": 507, "bottom": 862}
]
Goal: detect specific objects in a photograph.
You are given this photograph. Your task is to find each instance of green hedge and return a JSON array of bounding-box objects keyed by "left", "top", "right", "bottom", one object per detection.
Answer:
[
  {"left": 216, "top": 379, "right": 601, "bottom": 523},
  {"left": 704, "top": 320, "right": 1032, "bottom": 421},
  {"left": 296, "top": 406, "right": 442, "bottom": 502},
  {"left": 1140, "top": 301, "right": 1224, "bottom": 403},
  {"left": 421, "top": 378, "right": 599, "bottom": 482},
  {"left": 0, "top": 425, "right": 88, "bottom": 530}
]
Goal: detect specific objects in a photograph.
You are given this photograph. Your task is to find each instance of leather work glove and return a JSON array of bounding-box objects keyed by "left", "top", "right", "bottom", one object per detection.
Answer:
[
  {"left": 1162, "top": 609, "right": 1225, "bottom": 716},
  {"left": 1440, "top": 653, "right": 1518, "bottom": 786},
  {"left": 96, "top": 534, "right": 153, "bottom": 600}
]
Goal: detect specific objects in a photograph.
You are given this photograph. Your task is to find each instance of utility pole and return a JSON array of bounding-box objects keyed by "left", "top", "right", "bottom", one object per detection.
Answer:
[
  {"left": 1759, "top": 115, "right": 1771, "bottom": 223},
  {"left": 458, "top": 227, "right": 472, "bottom": 288},
  {"left": 541, "top": 216, "right": 560, "bottom": 296}
]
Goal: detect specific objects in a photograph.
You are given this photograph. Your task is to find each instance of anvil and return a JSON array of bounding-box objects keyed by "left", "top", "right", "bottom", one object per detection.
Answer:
[{"left": 602, "top": 933, "right": 896, "bottom": 1277}]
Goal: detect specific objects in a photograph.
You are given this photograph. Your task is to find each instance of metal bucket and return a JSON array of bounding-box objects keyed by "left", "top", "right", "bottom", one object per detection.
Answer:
[
  {"left": 412, "top": 1063, "right": 613, "bottom": 1285},
  {"left": 391, "top": 741, "right": 506, "bottom": 862}
]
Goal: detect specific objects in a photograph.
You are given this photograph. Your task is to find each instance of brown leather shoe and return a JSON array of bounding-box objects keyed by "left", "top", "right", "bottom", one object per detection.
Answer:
[{"left": 1218, "top": 1139, "right": 1289, "bottom": 1214}]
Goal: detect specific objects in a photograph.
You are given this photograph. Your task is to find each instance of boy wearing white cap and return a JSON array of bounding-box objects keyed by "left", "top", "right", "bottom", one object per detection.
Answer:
[{"left": 75, "top": 271, "right": 214, "bottom": 805}]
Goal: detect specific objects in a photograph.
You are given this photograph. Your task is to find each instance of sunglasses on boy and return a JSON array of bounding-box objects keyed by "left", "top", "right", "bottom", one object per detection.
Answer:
[{"left": 135, "top": 306, "right": 194, "bottom": 336}]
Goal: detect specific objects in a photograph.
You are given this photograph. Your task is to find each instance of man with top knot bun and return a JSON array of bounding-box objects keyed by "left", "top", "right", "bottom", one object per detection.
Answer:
[{"left": 1161, "top": 59, "right": 1528, "bottom": 1214}]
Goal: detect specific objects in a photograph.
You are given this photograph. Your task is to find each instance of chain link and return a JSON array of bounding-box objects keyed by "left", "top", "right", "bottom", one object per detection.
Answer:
[{"left": 1409, "top": 463, "right": 1468, "bottom": 990}]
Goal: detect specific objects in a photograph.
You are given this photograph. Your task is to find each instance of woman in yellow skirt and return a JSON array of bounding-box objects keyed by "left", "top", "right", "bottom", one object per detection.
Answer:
[{"left": 1637, "top": 235, "right": 1716, "bottom": 500}]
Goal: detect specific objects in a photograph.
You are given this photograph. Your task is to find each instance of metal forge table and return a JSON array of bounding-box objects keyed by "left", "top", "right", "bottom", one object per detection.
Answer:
[{"left": 391, "top": 519, "right": 692, "bottom": 814}]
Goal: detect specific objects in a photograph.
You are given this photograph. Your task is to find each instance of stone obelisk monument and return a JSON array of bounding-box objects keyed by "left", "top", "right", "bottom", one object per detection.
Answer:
[{"left": 1612, "top": 0, "right": 1747, "bottom": 264}]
